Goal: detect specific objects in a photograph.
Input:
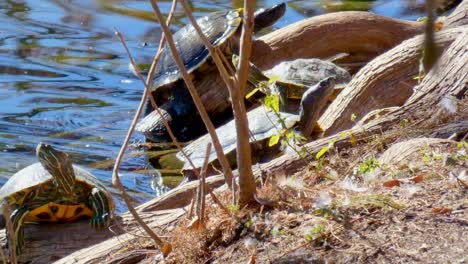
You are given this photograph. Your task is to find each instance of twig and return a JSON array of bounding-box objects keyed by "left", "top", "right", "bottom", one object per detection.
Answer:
[
  {"left": 199, "top": 143, "right": 211, "bottom": 224},
  {"left": 140, "top": 1, "right": 202, "bottom": 176},
  {"left": 111, "top": 1, "right": 182, "bottom": 252},
  {"left": 149, "top": 0, "right": 235, "bottom": 188}
]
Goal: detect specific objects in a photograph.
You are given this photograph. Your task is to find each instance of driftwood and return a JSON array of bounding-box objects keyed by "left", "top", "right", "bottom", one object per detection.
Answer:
[
  {"left": 318, "top": 27, "right": 465, "bottom": 136},
  {"left": 378, "top": 138, "right": 456, "bottom": 166},
  {"left": 2, "top": 3, "right": 467, "bottom": 263},
  {"left": 252, "top": 11, "right": 423, "bottom": 71},
  {"left": 0, "top": 208, "right": 185, "bottom": 263},
  {"left": 444, "top": 0, "right": 468, "bottom": 28}
]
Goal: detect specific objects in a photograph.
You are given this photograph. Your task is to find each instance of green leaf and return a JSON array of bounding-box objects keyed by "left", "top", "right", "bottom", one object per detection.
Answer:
[
  {"left": 316, "top": 146, "right": 329, "bottom": 159},
  {"left": 351, "top": 113, "right": 357, "bottom": 122},
  {"left": 305, "top": 234, "right": 313, "bottom": 241},
  {"left": 264, "top": 94, "right": 280, "bottom": 113},
  {"left": 245, "top": 88, "right": 260, "bottom": 99},
  {"left": 269, "top": 134, "right": 280, "bottom": 146}
]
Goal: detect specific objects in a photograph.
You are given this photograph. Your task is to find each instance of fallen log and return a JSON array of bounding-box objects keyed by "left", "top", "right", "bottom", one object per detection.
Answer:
[
  {"left": 318, "top": 27, "right": 465, "bottom": 136},
  {"left": 252, "top": 11, "right": 423, "bottom": 71},
  {"left": 0, "top": 208, "right": 185, "bottom": 264},
  {"left": 378, "top": 138, "right": 456, "bottom": 166},
  {"left": 444, "top": 0, "right": 468, "bottom": 28}
]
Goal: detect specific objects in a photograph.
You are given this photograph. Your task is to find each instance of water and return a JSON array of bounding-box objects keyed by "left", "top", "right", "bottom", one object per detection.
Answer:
[{"left": 0, "top": 0, "right": 430, "bottom": 213}]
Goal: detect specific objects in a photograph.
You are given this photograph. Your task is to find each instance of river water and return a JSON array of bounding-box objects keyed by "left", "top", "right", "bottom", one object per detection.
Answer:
[{"left": 0, "top": 0, "right": 429, "bottom": 212}]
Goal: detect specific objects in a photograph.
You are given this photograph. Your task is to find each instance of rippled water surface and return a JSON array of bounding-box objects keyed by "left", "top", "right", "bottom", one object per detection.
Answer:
[{"left": 0, "top": 0, "right": 429, "bottom": 212}]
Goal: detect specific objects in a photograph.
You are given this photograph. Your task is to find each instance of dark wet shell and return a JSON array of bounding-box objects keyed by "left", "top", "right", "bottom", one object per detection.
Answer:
[
  {"left": 177, "top": 105, "right": 299, "bottom": 171},
  {"left": 153, "top": 10, "right": 242, "bottom": 89},
  {"left": 0, "top": 163, "right": 111, "bottom": 204}
]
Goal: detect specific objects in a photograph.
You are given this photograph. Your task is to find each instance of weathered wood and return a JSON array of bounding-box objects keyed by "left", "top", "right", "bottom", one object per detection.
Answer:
[
  {"left": 378, "top": 138, "right": 456, "bottom": 166},
  {"left": 252, "top": 12, "right": 423, "bottom": 71},
  {"left": 249, "top": 26, "right": 468, "bottom": 183},
  {"left": 136, "top": 174, "right": 225, "bottom": 212},
  {"left": 53, "top": 208, "right": 185, "bottom": 264},
  {"left": 0, "top": 208, "right": 185, "bottom": 264},
  {"left": 317, "top": 27, "right": 465, "bottom": 136},
  {"left": 444, "top": 0, "right": 468, "bottom": 28}
]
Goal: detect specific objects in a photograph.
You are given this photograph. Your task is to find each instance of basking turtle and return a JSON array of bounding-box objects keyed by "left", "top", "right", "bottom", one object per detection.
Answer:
[
  {"left": 136, "top": 3, "right": 286, "bottom": 143},
  {"left": 244, "top": 57, "right": 351, "bottom": 112},
  {"left": 0, "top": 143, "right": 114, "bottom": 253},
  {"left": 177, "top": 77, "right": 336, "bottom": 179}
]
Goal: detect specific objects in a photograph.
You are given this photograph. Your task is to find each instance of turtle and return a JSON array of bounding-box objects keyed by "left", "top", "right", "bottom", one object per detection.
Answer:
[
  {"left": 136, "top": 3, "right": 287, "bottom": 143},
  {"left": 0, "top": 143, "right": 115, "bottom": 253},
  {"left": 243, "top": 56, "right": 351, "bottom": 113},
  {"left": 177, "top": 77, "right": 336, "bottom": 179}
]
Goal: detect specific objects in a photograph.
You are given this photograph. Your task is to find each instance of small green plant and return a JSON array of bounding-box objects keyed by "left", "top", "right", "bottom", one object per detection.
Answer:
[
  {"left": 305, "top": 224, "right": 329, "bottom": 244},
  {"left": 420, "top": 149, "right": 442, "bottom": 163},
  {"left": 260, "top": 81, "right": 308, "bottom": 157},
  {"left": 358, "top": 157, "right": 379, "bottom": 174},
  {"left": 228, "top": 204, "right": 240, "bottom": 213}
]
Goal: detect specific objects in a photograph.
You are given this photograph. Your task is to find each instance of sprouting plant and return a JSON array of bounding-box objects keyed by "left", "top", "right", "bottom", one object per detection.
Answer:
[
  {"left": 228, "top": 203, "right": 239, "bottom": 213},
  {"left": 255, "top": 78, "right": 308, "bottom": 158},
  {"left": 305, "top": 224, "right": 329, "bottom": 244},
  {"left": 358, "top": 157, "right": 379, "bottom": 174}
]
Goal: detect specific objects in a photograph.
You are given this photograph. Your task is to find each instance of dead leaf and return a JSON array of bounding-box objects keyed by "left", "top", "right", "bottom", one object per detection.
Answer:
[
  {"left": 432, "top": 207, "right": 452, "bottom": 214},
  {"left": 248, "top": 255, "right": 256, "bottom": 264},
  {"left": 383, "top": 179, "right": 401, "bottom": 188},
  {"left": 161, "top": 243, "right": 172, "bottom": 257},
  {"left": 410, "top": 175, "right": 424, "bottom": 183}
]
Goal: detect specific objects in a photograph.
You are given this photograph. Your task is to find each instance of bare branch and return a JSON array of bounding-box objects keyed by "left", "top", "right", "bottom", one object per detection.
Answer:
[
  {"left": 234, "top": 0, "right": 256, "bottom": 205},
  {"left": 149, "top": 0, "right": 234, "bottom": 188}
]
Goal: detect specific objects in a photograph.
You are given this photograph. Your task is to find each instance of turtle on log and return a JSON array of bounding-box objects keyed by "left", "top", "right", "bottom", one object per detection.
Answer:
[{"left": 136, "top": 4, "right": 287, "bottom": 142}]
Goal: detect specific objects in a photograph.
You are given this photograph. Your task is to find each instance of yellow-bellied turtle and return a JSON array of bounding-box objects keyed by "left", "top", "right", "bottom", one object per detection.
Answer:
[
  {"left": 0, "top": 143, "right": 114, "bottom": 253},
  {"left": 136, "top": 3, "right": 286, "bottom": 142},
  {"left": 178, "top": 77, "right": 336, "bottom": 179}
]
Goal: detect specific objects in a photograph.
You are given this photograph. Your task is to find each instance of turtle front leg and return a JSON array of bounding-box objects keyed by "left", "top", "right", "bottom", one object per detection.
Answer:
[
  {"left": 89, "top": 188, "right": 111, "bottom": 230},
  {"left": 3, "top": 207, "right": 30, "bottom": 255}
]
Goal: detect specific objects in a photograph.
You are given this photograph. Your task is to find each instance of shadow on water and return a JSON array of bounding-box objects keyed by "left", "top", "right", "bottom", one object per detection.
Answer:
[{"left": 0, "top": 0, "right": 430, "bottom": 212}]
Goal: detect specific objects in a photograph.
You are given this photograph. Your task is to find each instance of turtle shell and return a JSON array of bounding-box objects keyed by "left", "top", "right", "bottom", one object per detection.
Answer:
[
  {"left": 177, "top": 105, "right": 299, "bottom": 174},
  {"left": 265, "top": 58, "right": 351, "bottom": 94},
  {"left": 153, "top": 9, "right": 242, "bottom": 89},
  {"left": 0, "top": 163, "right": 113, "bottom": 208}
]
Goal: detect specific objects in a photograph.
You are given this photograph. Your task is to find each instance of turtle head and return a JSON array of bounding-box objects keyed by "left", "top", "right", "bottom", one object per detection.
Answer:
[
  {"left": 36, "top": 143, "right": 76, "bottom": 194},
  {"left": 253, "top": 3, "right": 286, "bottom": 33},
  {"left": 298, "top": 77, "right": 336, "bottom": 137}
]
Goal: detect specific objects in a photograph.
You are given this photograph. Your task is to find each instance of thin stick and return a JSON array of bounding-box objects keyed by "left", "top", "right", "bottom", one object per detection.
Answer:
[
  {"left": 110, "top": 1, "right": 182, "bottom": 250},
  {"left": 149, "top": 0, "right": 234, "bottom": 188},
  {"left": 199, "top": 143, "right": 211, "bottom": 224},
  {"left": 140, "top": 0, "right": 198, "bottom": 172}
]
